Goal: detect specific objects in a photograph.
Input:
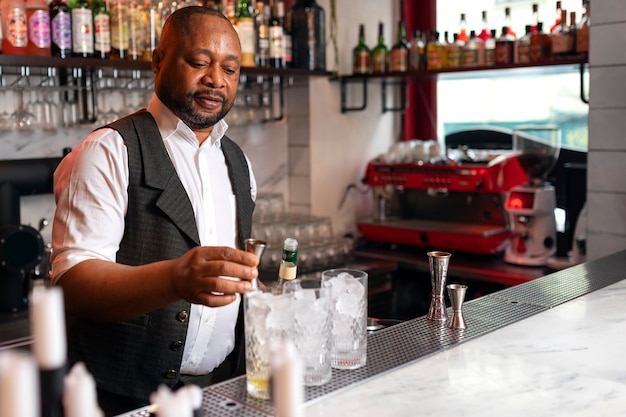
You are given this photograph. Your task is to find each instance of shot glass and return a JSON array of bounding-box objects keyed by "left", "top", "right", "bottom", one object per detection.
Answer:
[
  {"left": 283, "top": 278, "right": 332, "bottom": 386},
  {"left": 322, "top": 269, "right": 368, "bottom": 369},
  {"left": 243, "top": 290, "right": 294, "bottom": 400}
]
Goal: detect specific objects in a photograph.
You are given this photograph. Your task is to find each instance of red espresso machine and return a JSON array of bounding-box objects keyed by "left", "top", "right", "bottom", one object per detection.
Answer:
[{"left": 357, "top": 145, "right": 529, "bottom": 255}]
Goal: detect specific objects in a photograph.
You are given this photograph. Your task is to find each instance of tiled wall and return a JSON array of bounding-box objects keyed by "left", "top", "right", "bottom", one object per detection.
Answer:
[{"left": 587, "top": 1, "right": 626, "bottom": 260}]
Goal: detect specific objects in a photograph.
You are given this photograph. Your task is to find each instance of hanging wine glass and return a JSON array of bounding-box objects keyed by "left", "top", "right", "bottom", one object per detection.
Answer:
[
  {"left": 0, "top": 67, "right": 12, "bottom": 131},
  {"left": 10, "top": 67, "right": 36, "bottom": 131}
]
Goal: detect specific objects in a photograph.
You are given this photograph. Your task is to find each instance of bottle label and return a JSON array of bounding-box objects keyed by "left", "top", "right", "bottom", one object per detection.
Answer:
[
  {"left": 517, "top": 43, "right": 530, "bottom": 63},
  {"left": 552, "top": 33, "right": 573, "bottom": 56},
  {"left": 461, "top": 48, "right": 477, "bottom": 67},
  {"left": 353, "top": 50, "right": 370, "bottom": 74},
  {"left": 28, "top": 9, "right": 51, "bottom": 48},
  {"left": 495, "top": 41, "right": 514, "bottom": 65},
  {"left": 94, "top": 13, "right": 111, "bottom": 53},
  {"left": 389, "top": 48, "right": 408, "bottom": 72},
  {"left": 485, "top": 47, "right": 495, "bottom": 66},
  {"left": 576, "top": 26, "right": 589, "bottom": 54},
  {"left": 269, "top": 25, "right": 283, "bottom": 59},
  {"left": 238, "top": 18, "right": 255, "bottom": 54},
  {"left": 279, "top": 264, "right": 297, "bottom": 280},
  {"left": 72, "top": 8, "right": 94, "bottom": 53},
  {"left": 110, "top": 4, "right": 130, "bottom": 50},
  {"left": 446, "top": 45, "right": 461, "bottom": 68},
  {"left": 51, "top": 11, "right": 72, "bottom": 50},
  {"left": 282, "top": 33, "right": 292, "bottom": 64},
  {"left": 371, "top": 51, "right": 386, "bottom": 73},
  {"left": 426, "top": 47, "right": 442, "bottom": 70},
  {"left": 6, "top": 7, "right": 28, "bottom": 48}
]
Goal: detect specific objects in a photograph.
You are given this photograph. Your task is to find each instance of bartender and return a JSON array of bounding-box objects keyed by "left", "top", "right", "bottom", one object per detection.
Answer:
[{"left": 50, "top": 7, "right": 258, "bottom": 415}]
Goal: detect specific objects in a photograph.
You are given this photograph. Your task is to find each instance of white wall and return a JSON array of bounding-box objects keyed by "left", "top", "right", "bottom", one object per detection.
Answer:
[{"left": 586, "top": 1, "right": 626, "bottom": 260}]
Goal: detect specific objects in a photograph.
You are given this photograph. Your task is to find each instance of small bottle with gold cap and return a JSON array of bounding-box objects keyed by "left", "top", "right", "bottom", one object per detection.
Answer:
[{"left": 274, "top": 238, "right": 298, "bottom": 293}]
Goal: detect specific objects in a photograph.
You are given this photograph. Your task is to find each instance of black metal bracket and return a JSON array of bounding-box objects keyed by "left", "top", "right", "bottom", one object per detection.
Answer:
[
  {"left": 382, "top": 79, "right": 407, "bottom": 113},
  {"left": 340, "top": 77, "right": 368, "bottom": 113},
  {"left": 579, "top": 62, "right": 589, "bottom": 104}
]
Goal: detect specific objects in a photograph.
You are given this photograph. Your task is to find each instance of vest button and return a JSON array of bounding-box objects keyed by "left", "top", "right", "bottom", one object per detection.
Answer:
[
  {"left": 165, "top": 369, "right": 178, "bottom": 379},
  {"left": 177, "top": 310, "right": 189, "bottom": 322},
  {"left": 170, "top": 340, "right": 184, "bottom": 351}
]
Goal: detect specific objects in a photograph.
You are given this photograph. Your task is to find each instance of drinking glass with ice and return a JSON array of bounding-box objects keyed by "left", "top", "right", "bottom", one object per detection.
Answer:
[{"left": 322, "top": 269, "right": 368, "bottom": 369}]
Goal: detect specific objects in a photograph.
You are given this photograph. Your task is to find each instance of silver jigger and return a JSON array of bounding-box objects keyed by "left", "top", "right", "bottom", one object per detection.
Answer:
[
  {"left": 245, "top": 238, "right": 267, "bottom": 290},
  {"left": 446, "top": 284, "right": 468, "bottom": 330},
  {"left": 426, "top": 251, "right": 452, "bottom": 321}
]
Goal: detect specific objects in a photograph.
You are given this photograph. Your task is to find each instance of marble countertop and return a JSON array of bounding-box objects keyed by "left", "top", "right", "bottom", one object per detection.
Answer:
[{"left": 305, "top": 276, "right": 626, "bottom": 416}]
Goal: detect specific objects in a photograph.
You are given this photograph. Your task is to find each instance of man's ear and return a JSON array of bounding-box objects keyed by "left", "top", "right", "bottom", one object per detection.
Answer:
[{"left": 152, "top": 50, "right": 164, "bottom": 76}]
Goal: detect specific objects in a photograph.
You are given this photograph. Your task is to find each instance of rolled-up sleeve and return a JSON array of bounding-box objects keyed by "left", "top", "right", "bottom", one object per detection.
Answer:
[{"left": 50, "top": 128, "right": 129, "bottom": 284}]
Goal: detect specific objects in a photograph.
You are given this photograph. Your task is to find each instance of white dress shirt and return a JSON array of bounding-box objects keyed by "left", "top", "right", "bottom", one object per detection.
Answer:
[{"left": 51, "top": 95, "right": 257, "bottom": 374}]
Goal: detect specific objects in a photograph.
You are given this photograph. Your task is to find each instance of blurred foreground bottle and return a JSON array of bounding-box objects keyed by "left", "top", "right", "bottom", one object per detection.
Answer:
[
  {"left": 408, "top": 29, "right": 425, "bottom": 71},
  {"left": 109, "top": 0, "right": 129, "bottom": 59},
  {"left": 92, "top": 0, "right": 111, "bottom": 59},
  {"left": 575, "top": 0, "right": 589, "bottom": 59},
  {"left": 70, "top": 0, "right": 94, "bottom": 57},
  {"left": 237, "top": 0, "right": 256, "bottom": 66},
  {"left": 389, "top": 19, "right": 408, "bottom": 72},
  {"left": 352, "top": 23, "right": 370, "bottom": 74},
  {"left": 2, "top": 0, "right": 29, "bottom": 55},
  {"left": 290, "top": 0, "right": 325, "bottom": 71},
  {"left": 371, "top": 21, "right": 387, "bottom": 74},
  {"left": 269, "top": 0, "right": 286, "bottom": 68},
  {"left": 49, "top": 0, "right": 72, "bottom": 58},
  {"left": 26, "top": 0, "right": 51, "bottom": 56},
  {"left": 127, "top": 0, "right": 145, "bottom": 60}
]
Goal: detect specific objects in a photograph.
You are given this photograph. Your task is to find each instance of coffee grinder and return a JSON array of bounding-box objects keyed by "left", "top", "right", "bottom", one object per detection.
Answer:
[{"left": 504, "top": 126, "right": 561, "bottom": 266}]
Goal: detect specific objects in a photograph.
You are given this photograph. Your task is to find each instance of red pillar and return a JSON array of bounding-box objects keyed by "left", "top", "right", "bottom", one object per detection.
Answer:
[{"left": 403, "top": 0, "right": 437, "bottom": 141}]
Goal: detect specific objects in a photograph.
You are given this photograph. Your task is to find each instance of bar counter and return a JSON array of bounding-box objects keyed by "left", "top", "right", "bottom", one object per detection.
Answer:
[{"left": 118, "top": 249, "right": 626, "bottom": 417}]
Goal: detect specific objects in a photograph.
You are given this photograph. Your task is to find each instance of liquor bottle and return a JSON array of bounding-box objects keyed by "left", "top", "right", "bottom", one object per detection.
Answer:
[
  {"left": 371, "top": 21, "right": 387, "bottom": 74},
  {"left": 92, "top": 0, "right": 110, "bottom": 59},
  {"left": 352, "top": 23, "right": 370, "bottom": 74},
  {"left": 495, "top": 26, "right": 515, "bottom": 65},
  {"left": 550, "top": 1, "right": 563, "bottom": 33},
  {"left": 142, "top": 0, "right": 163, "bottom": 62},
  {"left": 504, "top": 7, "right": 516, "bottom": 38},
  {"left": 49, "top": 0, "right": 71, "bottom": 58},
  {"left": 389, "top": 19, "right": 408, "bottom": 72},
  {"left": 290, "top": 0, "right": 325, "bottom": 71},
  {"left": 457, "top": 13, "right": 469, "bottom": 44},
  {"left": 529, "top": 22, "right": 551, "bottom": 63},
  {"left": 531, "top": 3, "right": 539, "bottom": 33},
  {"left": 408, "top": 29, "right": 425, "bottom": 71},
  {"left": 484, "top": 29, "right": 496, "bottom": 66},
  {"left": 127, "top": 0, "right": 144, "bottom": 60},
  {"left": 426, "top": 30, "right": 445, "bottom": 71},
  {"left": 276, "top": 238, "right": 298, "bottom": 292},
  {"left": 268, "top": 1, "right": 285, "bottom": 68},
  {"left": 576, "top": 0, "right": 589, "bottom": 59},
  {"left": 70, "top": 0, "right": 93, "bottom": 57},
  {"left": 517, "top": 25, "right": 532, "bottom": 63},
  {"left": 569, "top": 11, "right": 577, "bottom": 56},
  {"left": 0, "top": 9, "right": 3, "bottom": 54},
  {"left": 255, "top": 1, "right": 270, "bottom": 67},
  {"left": 551, "top": 8, "right": 573, "bottom": 60},
  {"left": 26, "top": 0, "right": 51, "bottom": 56},
  {"left": 445, "top": 33, "right": 462, "bottom": 69},
  {"left": 237, "top": 0, "right": 255, "bottom": 67},
  {"left": 281, "top": 0, "right": 291, "bottom": 67},
  {"left": 109, "top": 0, "right": 129, "bottom": 59},
  {"left": 477, "top": 10, "right": 490, "bottom": 42},
  {"left": 2, "top": 0, "right": 29, "bottom": 55},
  {"left": 461, "top": 30, "right": 483, "bottom": 68}
]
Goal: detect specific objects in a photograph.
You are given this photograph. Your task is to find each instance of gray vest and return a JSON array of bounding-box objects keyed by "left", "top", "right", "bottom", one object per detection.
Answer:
[{"left": 66, "top": 110, "right": 254, "bottom": 404}]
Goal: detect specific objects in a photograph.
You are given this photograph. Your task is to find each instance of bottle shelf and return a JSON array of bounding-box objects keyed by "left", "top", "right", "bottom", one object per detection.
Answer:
[
  {"left": 331, "top": 57, "right": 589, "bottom": 113},
  {"left": 0, "top": 54, "right": 332, "bottom": 77}
]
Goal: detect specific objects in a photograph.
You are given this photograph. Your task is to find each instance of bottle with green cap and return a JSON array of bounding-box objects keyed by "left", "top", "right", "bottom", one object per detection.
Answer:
[{"left": 275, "top": 237, "right": 298, "bottom": 293}]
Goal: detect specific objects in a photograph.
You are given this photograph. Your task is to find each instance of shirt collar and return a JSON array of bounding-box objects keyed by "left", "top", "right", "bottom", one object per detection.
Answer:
[{"left": 146, "top": 94, "right": 230, "bottom": 147}]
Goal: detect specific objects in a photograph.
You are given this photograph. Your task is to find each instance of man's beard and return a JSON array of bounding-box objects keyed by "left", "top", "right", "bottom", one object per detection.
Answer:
[{"left": 159, "top": 88, "right": 233, "bottom": 130}]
